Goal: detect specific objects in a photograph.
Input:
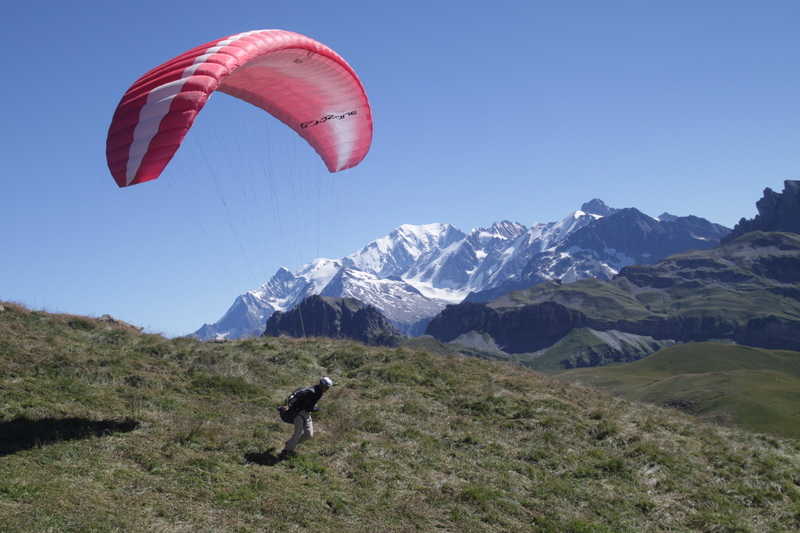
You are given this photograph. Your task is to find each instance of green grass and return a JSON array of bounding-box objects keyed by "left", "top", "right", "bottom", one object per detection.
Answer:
[
  {"left": 507, "top": 329, "right": 608, "bottom": 373},
  {"left": 492, "top": 278, "right": 654, "bottom": 322},
  {"left": 557, "top": 342, "right": 800, "bottom": 438},
  {"left": 1, "top": 303, "right": 800, "bottom": 532},
  {"left": 509, "top": 328, "right": 672, "bottom": 373},
  {"left": 403, "top": 334, "right": 510, "bottom": 362}
]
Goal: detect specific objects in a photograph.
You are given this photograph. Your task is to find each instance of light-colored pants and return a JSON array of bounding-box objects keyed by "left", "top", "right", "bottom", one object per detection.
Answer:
[{"left": 284, "top": 411, "right": 313, "bottom": 452}]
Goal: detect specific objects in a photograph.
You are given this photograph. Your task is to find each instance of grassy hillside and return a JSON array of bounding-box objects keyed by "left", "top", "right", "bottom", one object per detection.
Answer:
[
  {"left": 557, "top": 342, "right": 800, "bottom": 439},
  {"left": 1, "top": 303, "right": 800, "bottom": 532},
  {"left": 492, "top": 278, "right": 653, "bottom": 322},
  {"left": 509, "top": 329, "right": 674, "bottom": 373}
]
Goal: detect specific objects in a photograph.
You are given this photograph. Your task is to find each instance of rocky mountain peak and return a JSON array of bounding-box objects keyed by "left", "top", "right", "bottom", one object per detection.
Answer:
[
  {"left": 394, "top": 223, "right": 464, "bottom": 248},
  {"left": 272, "top": 266, "right": 295, "bottom": 281},
  {"left": 580, "top": 199, "right": 617, "bottom": 217},
  {"left": 475, "top": 220, "right": 527, "bottom": 239},
  {"left": 345, "top": 222, "right": 466, "bottom": 278},
  {"left": 724, "top": 180, "right": 800, "bottom": 242}
]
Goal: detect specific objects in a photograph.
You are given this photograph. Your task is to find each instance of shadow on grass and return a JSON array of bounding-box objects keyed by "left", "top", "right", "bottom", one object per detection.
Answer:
[
  {"left": 0, "top": 416, "right": 139, "bottom": 456},
  {"left": 244, "top": 447, "right": 286, "bottom": 466}
]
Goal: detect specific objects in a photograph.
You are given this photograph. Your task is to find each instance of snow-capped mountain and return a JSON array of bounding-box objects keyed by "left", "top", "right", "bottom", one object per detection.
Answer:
[
  {"left": 524, "top": 209, "right": 731, "bottom": 282},
  {"left": 193, "top": 260, "right": 339, "bottom": 340},
  {"left": 343, "top": 223, "right": 465, "bottom": 278},
  {"left": 320, "top": 268, "right": 445, "bottom": 335},
  {"left": 465, "top": 207, "right": 730, "bottom": 303},
  {"left": 192, "top": 199, "right": 729, "bottom": 340},
  {"left": 402, "top": 221, "right": 528, "bottom": 301}
]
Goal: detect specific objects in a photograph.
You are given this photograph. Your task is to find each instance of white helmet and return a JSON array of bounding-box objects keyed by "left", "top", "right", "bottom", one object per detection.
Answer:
[{"left": 320, "top": 376, "right": 334, "bottom": 389}]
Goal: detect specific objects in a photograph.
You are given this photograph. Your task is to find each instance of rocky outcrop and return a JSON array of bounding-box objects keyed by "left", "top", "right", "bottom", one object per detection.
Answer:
[
  {"left": 263, "top": 295, "right": 402, "bottom": 346},
  {"left": 427, "top": 301, "right": 586, "bottom": 353},
  {"left": 724, "top": 180, "right": 800, "bottom": 242}
]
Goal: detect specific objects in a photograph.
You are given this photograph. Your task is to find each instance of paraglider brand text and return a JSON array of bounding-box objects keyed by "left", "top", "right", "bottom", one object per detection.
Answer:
[{"left": 300, "top": 110, "right": 358, "bottom": 129}]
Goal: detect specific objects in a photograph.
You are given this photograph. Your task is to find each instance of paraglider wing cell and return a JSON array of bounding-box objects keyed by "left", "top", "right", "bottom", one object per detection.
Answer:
[{"left": 106, "top": 29, "right": 373, "bottom": 187}]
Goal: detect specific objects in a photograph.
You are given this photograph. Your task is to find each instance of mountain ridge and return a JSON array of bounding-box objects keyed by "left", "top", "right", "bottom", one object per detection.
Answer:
[
  {"left": 194, "top": 200, "right": 729, "bottom": 340},
  {"left": 426, "top": 231, "right": 800, "bottom": 367}
]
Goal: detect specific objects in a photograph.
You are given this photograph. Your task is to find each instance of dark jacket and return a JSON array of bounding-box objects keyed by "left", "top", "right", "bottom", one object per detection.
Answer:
[{"left": 289, "top": 385, "right": 324, "bottom": 414}]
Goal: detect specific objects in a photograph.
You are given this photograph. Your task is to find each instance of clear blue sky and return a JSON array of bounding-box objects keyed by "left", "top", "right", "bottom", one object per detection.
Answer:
[{"left": 3, "top": 1, "right": 798, "bottom": 336}]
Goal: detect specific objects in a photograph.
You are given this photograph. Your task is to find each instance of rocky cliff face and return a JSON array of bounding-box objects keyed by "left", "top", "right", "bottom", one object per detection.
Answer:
[
  {"left": 263, "top": 295, "right": 402, "bottom": 346},
  {"left": 427, "top": 300, "right": 586, "bottom": 353},
  {"left": 724, "top": 180, "right": 800, "bottom": 242}
]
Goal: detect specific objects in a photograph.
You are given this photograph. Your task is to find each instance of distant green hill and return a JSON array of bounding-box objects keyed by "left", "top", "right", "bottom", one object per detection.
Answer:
[
  {"left": 514, "top": 328, "right": 676, "bottom": 373},
  {"left": 1, "top": 303, "right": 799, "bottom": 532},
  {"left": 412, "top": 328, "right": 676, "bottom": 374},
  {"left": 556, "top": 342, "right": 800, "bottom": 438}
]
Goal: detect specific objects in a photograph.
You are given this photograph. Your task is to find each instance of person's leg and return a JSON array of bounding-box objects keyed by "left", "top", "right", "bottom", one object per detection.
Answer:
[
  {"left": 297, "top": 414, "right": 314, "bottom": 446},
  {"left": 283, "top": 412, "right": 307, "bottom": 453}
]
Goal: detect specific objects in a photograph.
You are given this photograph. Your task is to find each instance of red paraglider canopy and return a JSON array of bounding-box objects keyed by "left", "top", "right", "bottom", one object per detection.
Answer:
[{"left": 106, "top": 29, "right": 373, "bottom": 187}]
